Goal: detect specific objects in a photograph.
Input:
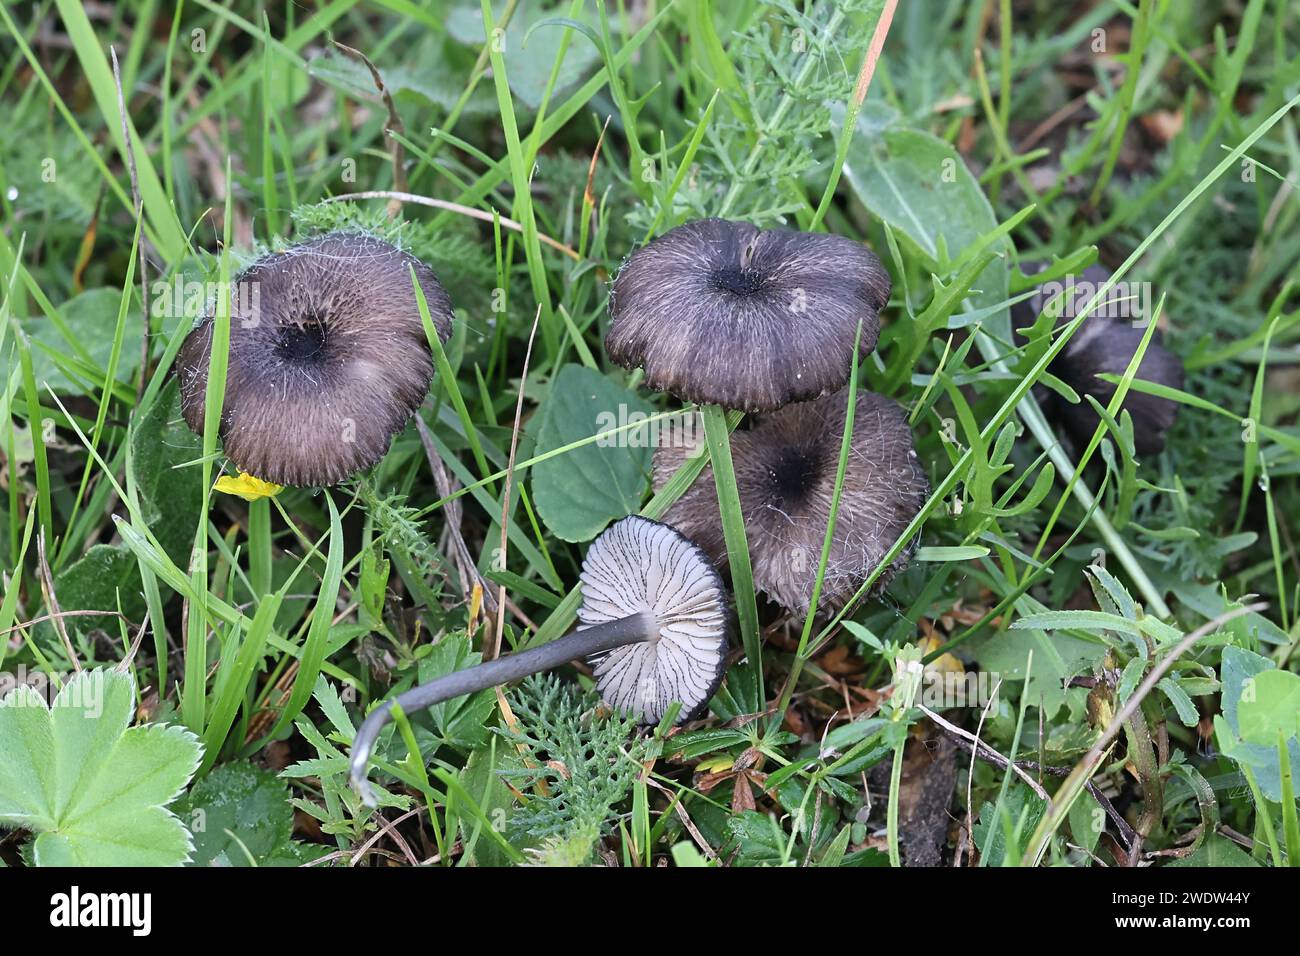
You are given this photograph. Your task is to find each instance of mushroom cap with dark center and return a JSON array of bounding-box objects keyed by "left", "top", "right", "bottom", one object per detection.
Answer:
[
  {"left": 177, "top": 233, "right": 454, "bottom": 486},
  {"left": 653, "top": 389, "right": 928, "bottom": 615},
  {"left": 1012, "top": 263, "right": 1183, "bottom": 457},
  {"left": 577, "top": 516, "right": 731, "bottom": 724},
  {"left": 606, "top": 218, "right": 891, "bottom": 412}
]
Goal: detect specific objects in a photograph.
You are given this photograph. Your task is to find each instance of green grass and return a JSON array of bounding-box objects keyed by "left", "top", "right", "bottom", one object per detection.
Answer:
[{"left": 1, "top": 0, "right": 1298, "bottom": 870}]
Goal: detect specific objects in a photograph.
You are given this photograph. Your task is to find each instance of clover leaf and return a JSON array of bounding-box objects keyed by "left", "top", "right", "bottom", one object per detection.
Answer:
[{"left": 0, "top": 668, "right": 202, "bottom": 866}]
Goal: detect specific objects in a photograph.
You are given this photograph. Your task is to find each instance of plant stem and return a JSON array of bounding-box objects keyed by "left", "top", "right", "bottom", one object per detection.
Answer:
[
  {"left": 349, "top": 613, "right": 652, "bottom": 805},
  {"left": 716, "top": 6, "right": 848, "bottom": 218},
  {"left": 701, "top": 404, "right": 762, "bottom": 710}
]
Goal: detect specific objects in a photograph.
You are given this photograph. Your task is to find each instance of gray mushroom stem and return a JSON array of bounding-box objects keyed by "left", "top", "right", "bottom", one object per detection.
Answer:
[{"left": 349, "top": 612, "right": 653, "bottom": 806}]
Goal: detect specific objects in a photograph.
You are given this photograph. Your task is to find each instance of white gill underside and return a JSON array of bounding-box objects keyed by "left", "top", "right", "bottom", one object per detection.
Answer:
[{"left": 577, "top": 517, "right": 728, "bottom": 723}]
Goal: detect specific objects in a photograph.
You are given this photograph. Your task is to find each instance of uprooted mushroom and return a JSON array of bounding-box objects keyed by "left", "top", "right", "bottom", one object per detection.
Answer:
[{"left": 348, "top": 516, "right": 731, "bottom": 806}]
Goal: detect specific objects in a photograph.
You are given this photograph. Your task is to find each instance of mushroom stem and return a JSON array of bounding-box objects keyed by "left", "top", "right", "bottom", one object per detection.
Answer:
[{"left": 349, "top": 612, "right": 654, "bottom": 805}]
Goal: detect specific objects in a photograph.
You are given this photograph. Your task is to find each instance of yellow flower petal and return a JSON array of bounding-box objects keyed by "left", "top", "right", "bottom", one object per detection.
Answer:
[
  {"left": 696, "top": 755, "right": 735, "bottom": 774},
  {"left": 215, "top": 472, "right": 283, "bottom": 501},
  {"left": 919, "top": 634, "right": 964, "bottom": 675}
]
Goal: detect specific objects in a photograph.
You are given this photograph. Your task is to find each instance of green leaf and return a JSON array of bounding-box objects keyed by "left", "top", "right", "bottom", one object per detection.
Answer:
[
  {"left": 840, "top": 105, "right": 1010, "bottom": 338},
  {"left": 1067, "top": 794, "right": 1103, "bottom": 856},
  {"left": 1086, "top": 565, "right": 1136, "bottom": 619},
  {"left": 1238, "top": 669, "right": 1300, "bottom": 745},
  {"left": 1117, "top": 657, "right": 1146, "bottom": 703},
  {"left": 817, "top": 824, "right": 854, "bottom": 867},
  {"left": 1011, "top": 609, "right": 1143, "bottom": 637},
  {"left": 1162, "top": 579, "right": 1289, "bottom": 647},
  {"left": 915, "top": 545, "right": 990, "bottom": 561},
  {"left": 0, "top": 669, "right": 201, "bottom": 866},
  {"left": 1169, "top": 834, "right": 1259, "bottom": 867},
  {"left": 23, "top": 288, "right": 141, "bottom": 392},
  {"left": 307, "top": 48, "right": 496, "bottom": 118},
  {"left": 457, "top": 741, "right": 518, "bottom": 867},
  {"left": 417, "top": 634, "right": 496, "bottom": 749},
  {"left": 975, "top": 626, "right": 1100, "bottom": 720},
  {"left": 52, "top": 543, "right": 145, "bottom": 638},
  {"left": 671, "top": 840, "right": 711, "bottom": 867},
  {"left": 359, "top": 543, "right": 391, "bottom": 626},
  {"left": 1157, "top": 678, "right": 1200, "bottom": 728},
  {"left": 447, "top": 6, "right": 601, "bottom": 110},
  {"left": 531, "top": 364, "right": 654, "bottom": 542},
  {"left": 130, "top": 379, "right": 203, "bottom": 565},
  {"left": 727, "top": 810, "right": 788, "bottom": 866},
  {"left": 50, "top": 0, "right": 187, "bottom": 260},
  {"left": 1217, "top": 647, "right": 1300, "bottom": 802},
  {"left": 175, "top": 761, "right": 325, "bottom": 866},
  {"left": 973, "top": 784, "right": 1045, "bottom": 867}
]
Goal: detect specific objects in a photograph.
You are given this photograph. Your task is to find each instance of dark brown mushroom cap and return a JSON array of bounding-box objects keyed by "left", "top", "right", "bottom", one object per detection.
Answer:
[
  {"left": 177, "top": 233, "right": 453, "bottom": 486},
  {"left": 1012, "top": 263, "right": 1183, "bottom": 457},
  {"left": 653, "top": 389, "right": 928, "bottom": 615},
  {"left": 606, "top": 218, "right": 891, "bottom": 412},
  {"left": 577, "top": 516, "right": 730, "bottom": 724}
]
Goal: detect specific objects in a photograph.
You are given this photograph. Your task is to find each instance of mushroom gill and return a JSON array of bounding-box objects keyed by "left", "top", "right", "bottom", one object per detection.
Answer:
[{"left": 578, "top": 515, "right": 731, "bottom": 723}]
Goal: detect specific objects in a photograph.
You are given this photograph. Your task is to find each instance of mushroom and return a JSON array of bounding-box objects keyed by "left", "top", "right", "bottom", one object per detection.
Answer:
[
  {"left": 653, "top": 389, "right": 928, "bottom": 615},
  {"left": 606, "top": 218, "right": 891, "bottom": 413},
  {"left": 177, "top": 233, "right": 454, "bottom": 486},
  {"left": 1012, "top": 263, "right": 1184, "bottom": 457},
  {"left": 348, "top": 516, "right": 730, "bottom": 806}
]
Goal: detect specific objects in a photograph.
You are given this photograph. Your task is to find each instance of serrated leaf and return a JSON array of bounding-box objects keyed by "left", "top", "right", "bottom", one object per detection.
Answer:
[
  {"left": 531, "top": 364, "right": 654, "bottom": 542},
  {"left": 1011, "top": 609, "right": 1143, "bottom": 637},
  {"left": 417, "top": 634, "right": 496, "bottom": 749},
  {"left": 312, "top": 676, "right": 358, "bottom": 742},
  {"left": 1086, "top": 565, "right": 1136, "bottom": 619},
  {"left": 726, "top": 810, "right": 788, "bottom": 865},
  {"left": 0, "top": 669, "right": 202, "bottom": 866},
  {"left": 175, "top": 761, "right": 325, "bottom": 867}
]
